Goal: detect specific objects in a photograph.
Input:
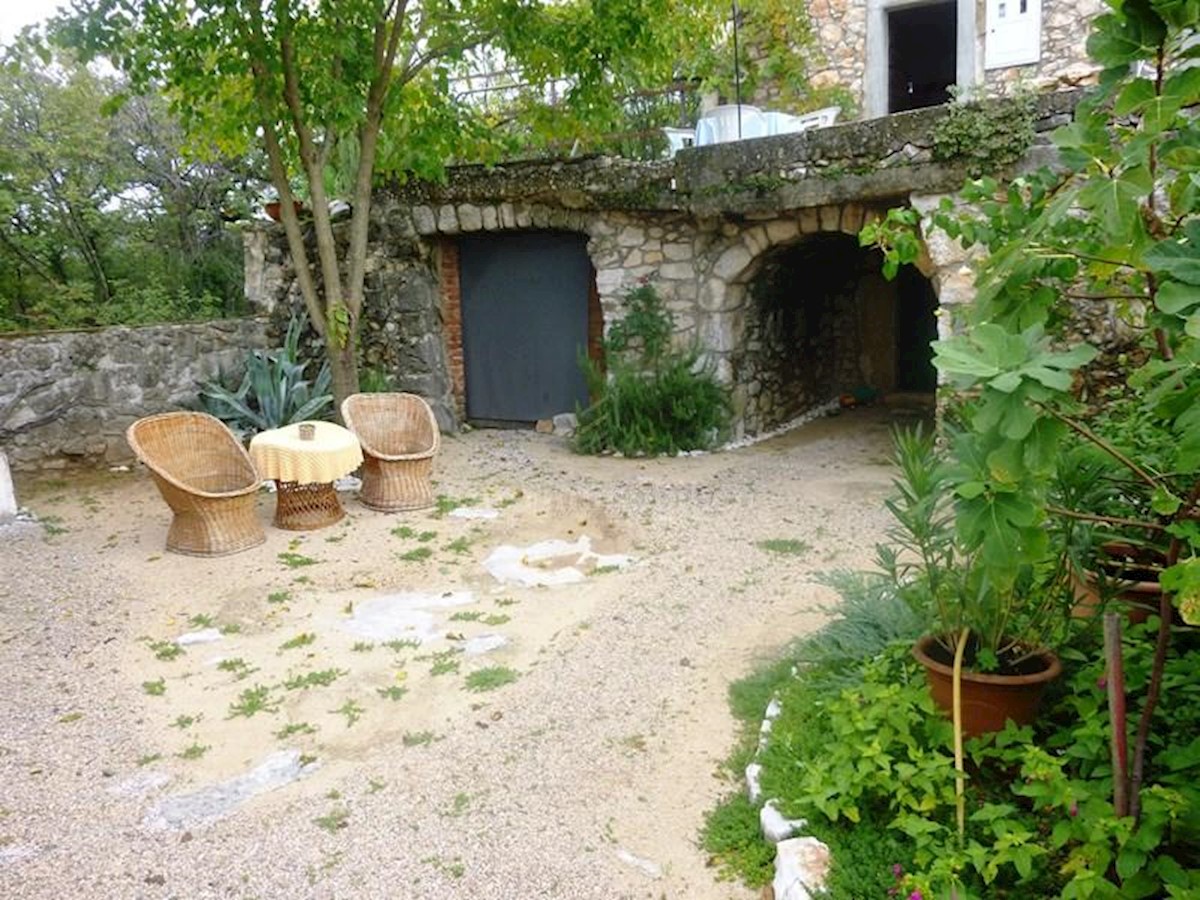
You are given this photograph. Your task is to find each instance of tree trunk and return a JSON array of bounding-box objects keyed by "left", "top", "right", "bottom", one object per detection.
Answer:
[{"left": 329, "top": 336, "right": 360, "bottom": 424}]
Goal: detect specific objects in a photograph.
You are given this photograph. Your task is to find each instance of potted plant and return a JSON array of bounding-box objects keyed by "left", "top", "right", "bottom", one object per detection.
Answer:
[
  {"left": 862, "top": 0, "right": 1199, "bottom": 816},
  {"left": 880, "top": 427, "right": 1069, "bottom": 737}
]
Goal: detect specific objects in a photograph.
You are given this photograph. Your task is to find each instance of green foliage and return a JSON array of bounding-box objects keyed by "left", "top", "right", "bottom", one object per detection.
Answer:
[
  {"left": 931, "top": 90, "right": 1037, "bottom": 178},
  {"left": 701, "top": 793, "right": 776, "bottom": 886},
  {"left": 464, "top": 666, "right": 519, "bottom": 692},
  {"left": 0, "top": 44, "right": 248, "bottom": 333},
  {"left": 860, "top": 1, "right": 1200, "bottom": 624},
  {"left": 879, "top": 426, "right": 1072, "bottom": 667},
  {"left": 200, "top": 314, "right": 333, "bottom": 432},
  {"left": 574, "top": 282, "right": 729, "bottom": 456}
]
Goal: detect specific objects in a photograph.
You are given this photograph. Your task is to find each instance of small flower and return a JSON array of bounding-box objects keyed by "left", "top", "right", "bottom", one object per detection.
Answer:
[
  {"left": 893, "top": 863, "right": 904, "bottom": 879},
  {"left": 1069, "top": 801, "right": 1079, "bottom": 817},
  {"left": 1097, "top": 676, "right": 1108, "bottom": 690},
  {"left": 909, "top": 891, "right": 923, "bottom": 900}
]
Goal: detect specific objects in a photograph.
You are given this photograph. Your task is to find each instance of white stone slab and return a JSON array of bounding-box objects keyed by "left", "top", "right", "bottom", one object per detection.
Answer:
[
  {"left": 615, "top": 848, "right": 662, "bottom": 880},
  {"left": 760, "top": 799, "right": 807, "bottom": 844},
  {"left": 0, "top": 452, "right": 16, "bottom": 522},
  {"left": 464, "top": 633, "right": 508, "bottom": 655},
  {"left": 745, "top": 762, "right": 764, "bottom": 804},
  {"left": 773, "top": 836, "right": 831, "bottom": 900},
  {"left": 483, "top": 536, "right": 633, "bottom": 587},
  {"left": 144, "top": 750, "right": 317, "bottom": 830},
  {"left": 338, "top": 590, "right": 476, "bottom": 643},
  {"left": 176, "top": 628, "right": 222, "bottom": 646},
  {"left": 449, "top": 506, "right": 499, "bottom": 520}
]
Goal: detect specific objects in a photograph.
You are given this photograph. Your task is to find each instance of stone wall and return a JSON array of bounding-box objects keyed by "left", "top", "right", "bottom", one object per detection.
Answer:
[{"left": 0, "top": 319, "right": 269, "bottom": 471}]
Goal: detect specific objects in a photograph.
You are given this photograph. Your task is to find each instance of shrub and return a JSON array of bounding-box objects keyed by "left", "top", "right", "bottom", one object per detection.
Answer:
[
  {"left": 573, "top": 282, "right": 729, "bottom": 455},
  {"left": 199, "top": 312, "right": 332, "bottom": 432}
]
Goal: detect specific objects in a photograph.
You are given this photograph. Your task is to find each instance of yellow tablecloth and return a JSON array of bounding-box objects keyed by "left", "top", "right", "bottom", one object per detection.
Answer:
[{"left": 249, "top": 421, "right": 363, "bottom": 485}]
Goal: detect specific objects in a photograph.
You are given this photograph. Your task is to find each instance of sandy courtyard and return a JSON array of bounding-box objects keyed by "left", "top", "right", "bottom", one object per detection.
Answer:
[{"left": 0, "top": 408, "right": 903, "bottom": 899}]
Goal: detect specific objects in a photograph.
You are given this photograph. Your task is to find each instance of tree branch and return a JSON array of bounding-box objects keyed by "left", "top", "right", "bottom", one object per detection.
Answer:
[{"left": 1039, "top": 405, "right": 1163, "bottom": 492}]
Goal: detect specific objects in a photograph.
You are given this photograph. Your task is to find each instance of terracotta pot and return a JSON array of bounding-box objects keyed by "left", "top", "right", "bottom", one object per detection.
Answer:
[
  {"left": 912, "top": 635, "right": 1062, "bottom": 738},
  {"left": 1070, "top": 541, "right": 1165, "bottom": 624},
  {"left": 264, "top": 200, "right": 303, "bottom": 222}
]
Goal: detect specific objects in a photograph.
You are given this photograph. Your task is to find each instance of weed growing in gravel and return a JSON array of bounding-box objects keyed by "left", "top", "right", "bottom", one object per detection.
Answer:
[
  {"left": 277, "top": 552, "right": 318, "bottom": 568},
  {"left": 497, "top": 490, "right": 523, "bottom": 508},
  {"left": 418, "top": 530, "right": 437, "bottom": 542},
  {"left": 228, "top": 685, "right": 279, "bottom": 718},
  {"left": 217, "top": 658, "right": 258, "bottom": 680},
  {"left": 170, "top": 714, "right": 200, "bottom": 730},
  {"left": 443, "top": 536, "right": 472, "bottom": 555},
  {"left": 57, "top": 712, "right": 83, "bottom": 724},
  {"left": 482, "top": 613, "right": 511, "bottom": 626},
  {"left": 293, "top": 575, "right": 312, "bottom": 585},
  {"left": 148, "top": 640, "right": 184, "bottom": 661},
  {"left": 449, "top": 610, "right": 483, "bottom": 622},
  {"left": 433, "top": 494, "right": 469, "bottom": 517},
  {"left": 40, "top": 516, "right": 68, "bottom": 536},
  {"left": 177, "top": 743, "right": 210, "bottom": 761},
  {"left": 283, "top": 669, "right": 346, "bottom": 691},
  {"left": 219, "top": 623, "right": 242, "bottom": 635},
  {"left": 398, "top": 546, "right": 433, "bottom": 563},
  {"left": 279, "top": 632, "right": 316, "bottom": 651},
  {"left": 465, "top": 666, "right": 519, "bottom": 692},
  {"left": 332, "top": 700, "right": 365, "bottom": 727},
  {"left": 136, "top": 753, "right": 162, "bottom": 766},
  {"left": 351, "top": 641, "right": 375, "bottom": 653},
  {"left": 188, "top": 614, "right": 214, "bottom": 629},
  {"left": 376, "top": 685, "right": 408, "bottom": 701},
  {"left": 755, "top": 538, "right": 811, "bottom": 557},
  {"left": 422, "top": 855, "right": 465, "bottom": 878},
  {"left": 593, "top": 565, "right": 620, "bottom": 575},
  {"left": 444, "top": 792, "right": 471, "bottom": 817},
  {"left": 314, "top": 806, "right": 349, "bottom": 833},
  {"left": 402, "top": 731, "right": 436, "bottom": 747},
  {"left": 274, "top": 722, "right": 317, "bottom": 739},
  {"left": 368, "top": 778, "right": 386, "bottom": 793},
  {"left": 427, "top": 649, "right": 461, "bottom": 676},
  {"left": 494, "top": 597, "right": 519, "bottom": 607},
  {"left": 391, "top": 525, "right": 416, "bottom": 539},
  {"left": 383, "top": 638, "right": 420, "bottom": 652},
  {"left": 325, "top": 533, "right": 345, "bottom": 543},
  {"left": 267, "top": 590, "right": 292, "bottom": 604},
  {"left": 143, "top": 679, "right": 166, "bottom": 696}
]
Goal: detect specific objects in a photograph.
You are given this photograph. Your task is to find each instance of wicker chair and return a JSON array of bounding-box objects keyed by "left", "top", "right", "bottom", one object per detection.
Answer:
[
  {"left": 126, "top": 411, "right": 265, "bottom": 557},
  {"left": 340, "top": 393, "right": 440, "bottom": 512}
]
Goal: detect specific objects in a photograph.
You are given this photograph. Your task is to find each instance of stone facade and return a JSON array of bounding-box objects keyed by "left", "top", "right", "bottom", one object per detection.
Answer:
[
  {"left": 0, "top": 319, "right": 269, "bottom": 471},
  {"left": 779, "top": 0, "right": 1102, "bottom": 118},
  {"left": 246, "top": 92, "right": 1085, "bottom": 440}
]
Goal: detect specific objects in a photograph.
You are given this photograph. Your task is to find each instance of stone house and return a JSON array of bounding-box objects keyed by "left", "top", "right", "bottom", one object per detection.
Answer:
[{"left": 243, "top": 2, "right": 1104, "bottom": 441}]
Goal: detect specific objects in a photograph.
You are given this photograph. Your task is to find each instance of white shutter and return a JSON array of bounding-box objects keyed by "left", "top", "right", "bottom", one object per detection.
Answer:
[{"left": 985, "top": 0, "right": 1042, "bottom": 69}]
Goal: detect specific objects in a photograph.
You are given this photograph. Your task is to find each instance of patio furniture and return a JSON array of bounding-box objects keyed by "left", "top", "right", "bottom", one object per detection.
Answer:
[
  {"left": 695, "top": 104, "right": 767, "bottom": 145},
  {"left": 340, "top": 393, "right": 440, "bottom": 512},
  {"left": 126, "top": 411, "right": 265, "bottom": 557},
  {"left": 249, "top": 421, "right": 363, "bottom": 530}
]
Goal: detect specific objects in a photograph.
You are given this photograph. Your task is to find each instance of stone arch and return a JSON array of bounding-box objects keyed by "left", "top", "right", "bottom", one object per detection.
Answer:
[{"left": 694, "top": 201, "right": 940, "bottom": 437}]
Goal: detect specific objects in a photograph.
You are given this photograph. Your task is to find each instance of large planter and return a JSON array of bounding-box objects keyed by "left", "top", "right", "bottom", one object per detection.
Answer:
[
  {"left": 912, "top": 635, "right": 1062, "bottom": 738},
  {"left": 1070, "top": 541, "right": 1165, "bottom": 625}
]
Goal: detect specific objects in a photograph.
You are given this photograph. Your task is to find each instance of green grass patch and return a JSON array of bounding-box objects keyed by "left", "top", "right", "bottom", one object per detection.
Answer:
[
  {"left": 277, "top": 552, "right": 318, "bottom": 568},
  {"left": 148, "top": 640, "right": 184, "bottom": 661},
  {"left": 217, "top": 657, "right": 258, "bottom": 680},
  {"left": 464, "top": 666, "right": 519, "bottom": 692},
  {"left": 283, "top": 668, "right": 346, "bottom": 691},
  {"left": 755, "top": 538, "right": 811, "bottom": 557},
  {"left": 402, "top": 730, "right": 436, "bottom": 747},
  {"left": 449, "top": 610, "right": 483, "bottom": 622},
  {"left": 279, "top": 632, "right": 316, "bottom": 651},
  {"left": 399, "top": 546, "right": 433, "bottom": 563},
  {"left": 142, "top": 679, "right": 166, "bottom": 696},
  {"left": 228, "top": 684, "right": 279, "bottom": 718},
  {"left": 274, "top": 721, "right": 318, "bottom": 739},
  {"left": 376, "top": 685, "right": 408, "bottom": 701},
  {"left": 331, "top": 700, "right": 365, "bottom": 727},
  {"left": 177, "top": 743, "right": 210, "bottom": 761}
]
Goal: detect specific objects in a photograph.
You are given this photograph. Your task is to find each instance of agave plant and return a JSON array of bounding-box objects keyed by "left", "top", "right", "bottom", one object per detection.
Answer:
[{"left": 200, "top": 314, "right": 332, "bottom": 433}]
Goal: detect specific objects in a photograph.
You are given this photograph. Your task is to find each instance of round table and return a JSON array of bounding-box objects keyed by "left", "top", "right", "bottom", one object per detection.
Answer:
[{"left": 249, "top": 421, "right": 363, "bottom": 530}]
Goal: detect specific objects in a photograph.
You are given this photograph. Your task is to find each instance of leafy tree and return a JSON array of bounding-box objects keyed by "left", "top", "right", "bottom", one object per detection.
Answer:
[{"left": 56, "top": 0, "right": 767, "bottom": 411}]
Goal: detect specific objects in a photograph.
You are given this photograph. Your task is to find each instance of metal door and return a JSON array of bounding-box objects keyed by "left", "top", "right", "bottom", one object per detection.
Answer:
[{"left": 459, "top": 231, "right": 592, "bottom": 423}]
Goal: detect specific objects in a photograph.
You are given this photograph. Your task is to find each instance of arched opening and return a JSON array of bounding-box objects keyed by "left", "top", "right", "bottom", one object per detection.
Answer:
[{"left": 734, "top": 232, "right": 938, "bottom": 433}]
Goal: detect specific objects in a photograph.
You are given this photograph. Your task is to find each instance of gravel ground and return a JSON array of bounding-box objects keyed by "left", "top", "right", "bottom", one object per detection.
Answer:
[{"left": 0, "top": 407, "right": 903, "bottom": 899}]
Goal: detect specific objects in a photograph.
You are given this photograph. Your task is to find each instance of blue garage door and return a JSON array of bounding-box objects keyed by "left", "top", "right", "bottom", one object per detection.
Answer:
[{"left": 459, "top": 231, "right": 592, "bottom": 423}]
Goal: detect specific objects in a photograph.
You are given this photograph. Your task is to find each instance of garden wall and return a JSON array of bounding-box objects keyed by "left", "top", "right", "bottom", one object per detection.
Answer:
[{"left": 0, "top": 318, "right": 269, "bottom": 471}]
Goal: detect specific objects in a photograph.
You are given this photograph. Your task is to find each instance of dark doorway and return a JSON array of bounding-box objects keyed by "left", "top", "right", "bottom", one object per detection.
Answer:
[
  {"left": 888, "top": 1, "right": 957, "bottom": 113},
  {"left": 894, "top": 264, "right": 939, "bottom": 392},
  {"left": 458, "top": 231, "right": 593, "bottom": 424}
]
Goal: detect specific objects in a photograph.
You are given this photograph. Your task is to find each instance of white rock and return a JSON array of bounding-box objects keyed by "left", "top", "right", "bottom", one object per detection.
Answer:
[
  {"left": 449, "top": 506, "right": 499, "bottom": 520},
  {"left": 760, "top": 799, "right": 807, "bottom": 844},
  {"left": 464, "top": 633, "right": 508, "bottom": 655},
  {"left": 0, "top": 452, "right": 16, "bottom": 522},
  {"left": 144, "top": 750, "right": 318, "bottom": 830},
  {"left": 765, "top": 696, "right": 783, "bottom": 720},
  {"left": 334, "top": 475, "right": 362, "bottom": 492},
  {"left": 552, "top": 412, "right": 577, "bottom": 435},
  {"left": 615, "top": 848, "right": 662, "bottom": 879},
  {"left": 338, "top": 590, "right": 475, "bottom": 643},
  {"left": 773, "top": 836, "right": 831, "bottom": 900},
  {"left": 176, "top": 628, "right": 222, "bottom": 646},
  {"left": 745, "top": 762, "right": 763, "bottom": 804},
  {"left": 483, "top": 536, "right": 633, "bottom": 587}
]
